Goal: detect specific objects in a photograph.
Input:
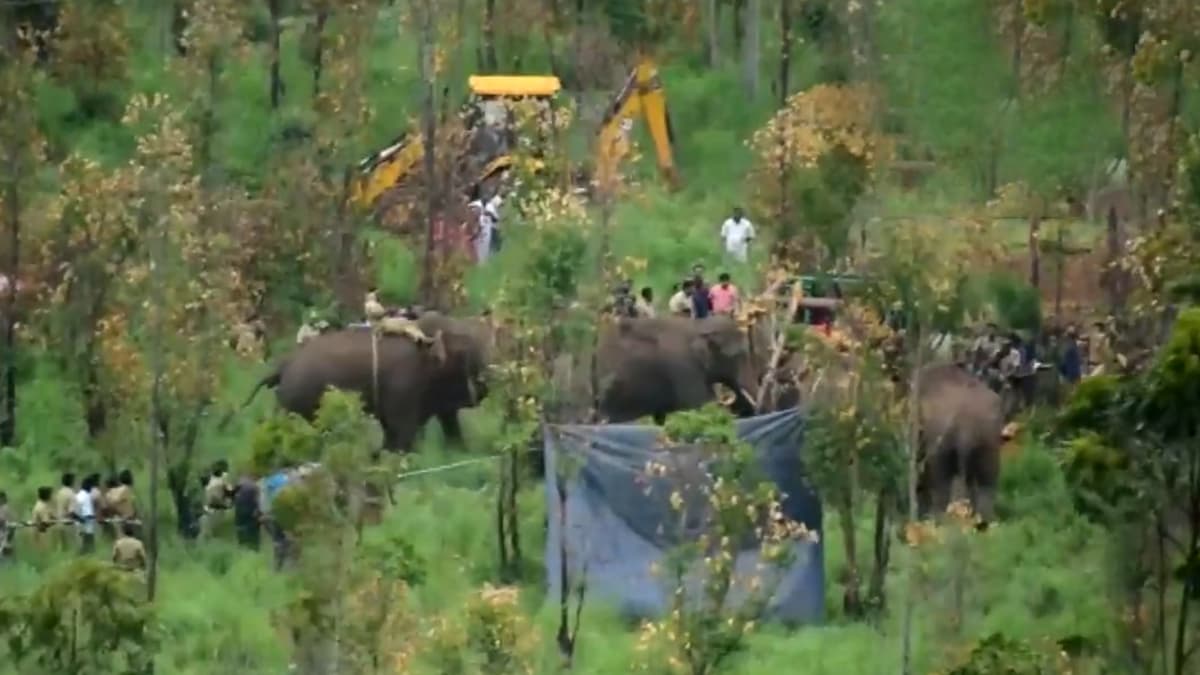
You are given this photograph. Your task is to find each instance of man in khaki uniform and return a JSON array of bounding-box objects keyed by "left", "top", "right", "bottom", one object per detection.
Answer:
[
  {"left": 107, "top": 470, "right": 137, "bottom": 535},
  {"left": 1087, "top": 319, "right": 1114, "bottom": 376},
  {"left": 30, "top": 486, "right": 55, "bottom": 550},
  {"left": 112, "top": 523, "right": 146, "bottom": 572},
  {"left": 364, "top": 287, "right": 387, "bottom": 323},
  {"left": 54, "top": 473, "right": 76, "bottom": 550}
]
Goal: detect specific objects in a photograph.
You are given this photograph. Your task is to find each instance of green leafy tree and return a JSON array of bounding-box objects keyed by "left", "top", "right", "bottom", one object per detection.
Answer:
[
  {"left": 0, "top": 559, "right": 156, "bottom": 675},
  {"left": 0, "top": 37, "right": 45, "bottom": 446},
  {"left": 1057, "top": 308, "right": 1200, "bottom": 673},
  {"left": 632, "top": 404, "right": 817, "bottom": 675},
  {"left": 48, "top": 0, "right": 130, "bottom": 122}
]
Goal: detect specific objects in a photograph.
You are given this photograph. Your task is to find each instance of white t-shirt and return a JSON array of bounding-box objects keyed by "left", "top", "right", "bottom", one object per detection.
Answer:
[
  {"left": 74, "top": 488, "right": 95, "bottom": 535},
  {"left": 720, "top": 217, "right": 755, "bottom": 261}
]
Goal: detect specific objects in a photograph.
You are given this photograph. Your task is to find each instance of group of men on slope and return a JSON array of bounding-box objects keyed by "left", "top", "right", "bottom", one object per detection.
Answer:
[{"left": 0, "top": 470, "right": 145, "bottom": 573}]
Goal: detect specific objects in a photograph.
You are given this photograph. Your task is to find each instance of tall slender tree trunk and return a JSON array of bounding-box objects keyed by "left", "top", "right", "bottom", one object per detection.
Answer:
[
  {"left": 732, "top": 0, "right": 745, "bottom": 52},
  {"left": 1, "top": 154, "right": 18, "bottom": 446},
  {"left": 146, "top": 181, "right": 166, "bottom": 603},
  {"left": 706, "top": 0, "right": 720, "bottom": 68},
  {"left": 483, "top": 0, "right": 499, "bottom": 72},
  {"left": 268, "top": 0, "right": 283, "bottom": 108},
  {"left": 778, "top": 0, "right": 792, "bottom": 106},
  {"left": 1009, "top": 2, "right": 1024, "bottom": 98},
  {"left": 1028, "top": 202, "right": 1042, "bottom": 291},
  {"left": 418, "top": 0, "right": 438, "bottom": 305},
  {"left": 900, "top": 328, "right": 926, "bottom": 675},
  {"left": 1105, "top": 205, "right": 1121, "bottom": 312},
  {"left": 741, "top": 0, "right": 760, "bottom": 97},
  {"left": 312, "top": 9, "right": 328, "bottom": 99},
  {"left": 1054, "top": 222, "right": 1064, "bottom": 318}
]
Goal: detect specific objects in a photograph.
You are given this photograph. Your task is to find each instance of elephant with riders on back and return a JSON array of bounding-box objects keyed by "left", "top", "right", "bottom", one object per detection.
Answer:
[{"left": 231, "top": 308, "right": 1010, "bottom": 525}]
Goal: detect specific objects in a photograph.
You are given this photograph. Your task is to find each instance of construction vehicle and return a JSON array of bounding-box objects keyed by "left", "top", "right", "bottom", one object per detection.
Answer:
[
  {"left": 350, "top": 57, "right": 680, "bottom": 211},
  {"left": 349, "top": 74, "right": 562, "bottom": 210},
  {"left": 593, "top": 57, "right": 680, "bottom": 192}
]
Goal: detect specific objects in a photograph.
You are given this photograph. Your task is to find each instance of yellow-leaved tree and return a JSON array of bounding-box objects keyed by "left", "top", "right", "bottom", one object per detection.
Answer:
[
  {"left": 109, "top": 93, "right": 249, "bottom": 549},
  {"left": 747, "top": 83, "right": 890, "bottom": 269}
]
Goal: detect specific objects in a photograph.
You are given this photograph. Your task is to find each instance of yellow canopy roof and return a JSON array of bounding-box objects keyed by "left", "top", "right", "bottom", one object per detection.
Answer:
[{"left": 467, "top": 75, "right": 561, "bottom": 98}]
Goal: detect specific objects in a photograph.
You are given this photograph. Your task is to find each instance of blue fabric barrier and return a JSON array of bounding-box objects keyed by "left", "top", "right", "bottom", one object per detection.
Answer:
[{"left": 543, "top": 408, "right": 824, "bottom": 624}]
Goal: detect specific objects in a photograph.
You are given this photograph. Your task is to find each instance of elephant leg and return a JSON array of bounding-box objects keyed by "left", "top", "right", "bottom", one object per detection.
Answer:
[
  {"left": 921, "top": 446, "right": 957, "bottom": 520},
  {"left": 438, "top": 410, "right": 466, "bottom": 447},
  {"left": 965, "top": 443, "right": 1001, "bottom": 525},
  {"left": 381, "top": 409, "right": 421, "bottom": 453}
]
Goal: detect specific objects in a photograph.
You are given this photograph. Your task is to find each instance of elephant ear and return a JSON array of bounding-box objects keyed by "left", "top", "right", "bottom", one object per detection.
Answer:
[
  {"left": 689, "top": 334, "right": 715, "bottom": 371},
  {"left": 696, "top": 320, "right": 748, "bottom": 361}
]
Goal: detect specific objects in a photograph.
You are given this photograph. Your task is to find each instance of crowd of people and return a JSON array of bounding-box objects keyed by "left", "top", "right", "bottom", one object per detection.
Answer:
[
  {"left": 0, "top": 457, "right": 318, "bottom": 573},
  {"left": 923, "top": 317, "right": 1121, "bottom": 414},
  {"left": 609, "top": 264, "right": 744, "bottom": 321},
  {"left": 0, "top": 469, "right": 145, "bottom": 572}
]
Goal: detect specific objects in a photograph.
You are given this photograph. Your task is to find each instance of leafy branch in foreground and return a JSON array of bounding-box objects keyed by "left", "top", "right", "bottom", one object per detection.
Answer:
[{"left": 633, "top": 404, "right": 817, "bottom": 675}]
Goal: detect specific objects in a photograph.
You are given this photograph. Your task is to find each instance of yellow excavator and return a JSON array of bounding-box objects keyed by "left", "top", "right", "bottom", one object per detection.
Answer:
[
  {"left": 593, "top": 57, "right": 680, "bottom": 192},
  {"left": 349, "top": 57, "right": 679, "bottom": 210},
  {"left": 349, "top": 74, "right": 562, "bottom": 209}
]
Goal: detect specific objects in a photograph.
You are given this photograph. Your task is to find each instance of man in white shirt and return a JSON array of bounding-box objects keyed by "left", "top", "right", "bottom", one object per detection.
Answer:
[
  {"left": 470, "top": 200, "right": 494, "bottom": 263},
  {"left": 74, "top": 476, "right": 97, "bottom": 554},
  {"left": 719, "top": 207, "right": 755, "bottom": 262},
  {"left": 485, "top": 195, "right": 502, "bottom": 254}
]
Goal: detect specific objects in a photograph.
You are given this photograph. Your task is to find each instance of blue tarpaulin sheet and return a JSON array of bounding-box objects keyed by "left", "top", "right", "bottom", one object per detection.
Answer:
[{"left": 543, "top": 408, "right": 824, "bottom": 624}]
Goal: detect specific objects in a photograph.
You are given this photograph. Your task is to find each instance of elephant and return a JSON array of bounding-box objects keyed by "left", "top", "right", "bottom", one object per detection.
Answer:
[
  {"left": 914, "top": 363, "right": 1004, "bottom": 524},
  {"left": 595, "top": 315, "right": 762, "bottom": 424},
  {"left": 774, "top": 353, "right": 1003, "bottom": 525},
  {"left": 231, "top": 312, "right": 493, "bottom": 452}
]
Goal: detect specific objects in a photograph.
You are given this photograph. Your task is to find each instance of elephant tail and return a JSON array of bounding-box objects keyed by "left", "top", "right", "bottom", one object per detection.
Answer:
[{"left": 217, "top": 368, "right": 282, "bottom": 431}]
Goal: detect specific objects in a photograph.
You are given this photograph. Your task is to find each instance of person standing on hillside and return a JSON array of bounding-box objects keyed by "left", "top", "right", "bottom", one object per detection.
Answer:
[
  {"left": 690, "top": 266, "right": 712, "bottom": 319},
  {"left": 31, "top": 486, "right": 54, "bottom": 551},
  {"left": 112, "top": 522, "right": 147, "bottom": 573},
  {"left": 719, "top": 207, "right": 756, "bottom": 263},
  {"left": 0, "top": 491, "right": 12, "bottom": 560},
  {"left": 364, "top": 287, "right": 387, "bottom": 323},
  {"left": 54, "top": 473, "right": 76, "bottom": 550},
  {"left": 1059, "top": 325, "right": 1082, "bottom": 385},
  {"left": 709, "top": 273, "right": 740, "bottom": 316},
  {"left": 73, "top": 475, "right": 97, "bottom": 555},
  {"left": 233, "top": 474, "right": 261, "bottom": 551},
  {"left": 635, "top": 287, "right": 656, "bottom": 318},
  {"left": 486, "top": 195, "right": 503, "bottom": 254},
  {"left": 469, "top": 200, "right": 491, "bottom": 263},
  {"left": 669, "top": 281, "right": 694, "bottom": 316},
  {"left": 108, "top": 470, "right": 137, "bottom": 535}
]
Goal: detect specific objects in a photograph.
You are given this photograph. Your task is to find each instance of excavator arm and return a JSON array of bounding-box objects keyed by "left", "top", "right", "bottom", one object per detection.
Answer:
[
  {"left": 350, "top": 75, "right": 562, "bottom": 210},
  {"left": 350, "top": 132, "right": 427, "bottom": 208},
  {"left": 594, "top": 57, "right": 680, "bottom": 192}
]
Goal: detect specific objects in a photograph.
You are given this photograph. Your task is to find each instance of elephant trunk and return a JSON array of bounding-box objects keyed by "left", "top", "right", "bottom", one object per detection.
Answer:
[{"left": 717, "top": 376, "right": 757, "bottom": 417}]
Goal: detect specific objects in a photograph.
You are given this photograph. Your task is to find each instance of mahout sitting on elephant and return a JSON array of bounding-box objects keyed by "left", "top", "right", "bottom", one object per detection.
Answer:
[{"left": 229, "top": 311, "right": 493, "bottom": 452}]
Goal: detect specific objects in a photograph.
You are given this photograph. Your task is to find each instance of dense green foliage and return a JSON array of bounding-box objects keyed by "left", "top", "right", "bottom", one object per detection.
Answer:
[{"left": 2, "top": 0, "right": 1200, "bottom": 673}]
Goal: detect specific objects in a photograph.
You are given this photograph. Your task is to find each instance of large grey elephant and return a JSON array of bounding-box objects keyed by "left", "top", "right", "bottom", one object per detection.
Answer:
[
  {"left": 232, "top": 312, "right": 493, "bottom": 451},
  {"left": 776, "top": 354, "right": 1003, "bottom": 524},
  {"left": 595, "top": 315, "right": 762, "bottom": 423},
  {"left": 914, "top": 363, "right": 1003, "bottom": 523}
]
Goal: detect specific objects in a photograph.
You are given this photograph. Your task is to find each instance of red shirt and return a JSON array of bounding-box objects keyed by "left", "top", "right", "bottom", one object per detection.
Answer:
[{"left": 709, "top": 283, "right": 739, "bottom": 315}]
